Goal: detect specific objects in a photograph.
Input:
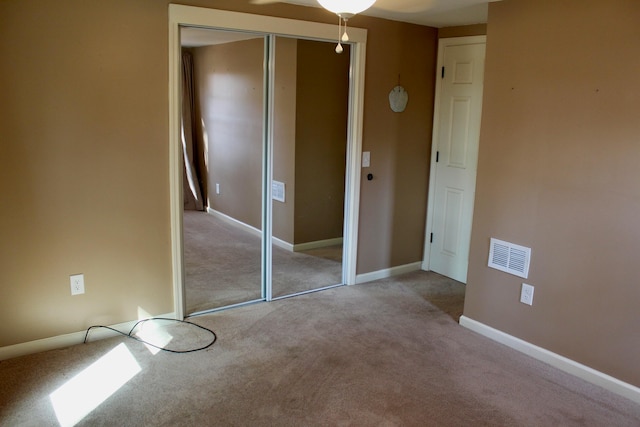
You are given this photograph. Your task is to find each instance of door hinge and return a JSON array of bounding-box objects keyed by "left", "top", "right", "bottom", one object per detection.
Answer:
[
  {"left": 436, "top": 151, "right": 439, "bottom": 162},
  {"left": 441, "top": 66, "right": 445, "bottom": 78},
  {"left": 430, "top": 233, "right": 434, "bottom": 243}
]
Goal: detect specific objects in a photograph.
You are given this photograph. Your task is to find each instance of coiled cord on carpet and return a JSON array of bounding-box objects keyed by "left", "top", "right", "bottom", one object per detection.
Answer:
[{"left": 83, "top": 318, "right": 217, "bottom": 353}]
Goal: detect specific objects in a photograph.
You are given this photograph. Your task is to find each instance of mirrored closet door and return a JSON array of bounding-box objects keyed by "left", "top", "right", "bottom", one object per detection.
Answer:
[
  {"left": 174, "top": 10, "right": 362, "bottom": 315},
  {"left": 181, "top": 28, "right": 266, "bottom": 314},
  {"left": 271, "top": 36, "right": 350, "bottom": 299}
]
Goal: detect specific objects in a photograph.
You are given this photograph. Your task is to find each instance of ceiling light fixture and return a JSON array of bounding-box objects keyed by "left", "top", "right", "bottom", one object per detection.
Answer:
[{"left": 317, "top": 0, "right": 376, "bottom": 53}]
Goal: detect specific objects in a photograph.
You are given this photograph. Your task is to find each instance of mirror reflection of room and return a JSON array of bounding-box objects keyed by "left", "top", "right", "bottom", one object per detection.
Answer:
[
  {"left": 180, "top": 28, "right": 351, "bottom": 314},
  {"left": 181, "top": 28, "right": 265, "bottom": 314},
  {"left": 271, "top": 36, "right": 350, "bottom": 299}
]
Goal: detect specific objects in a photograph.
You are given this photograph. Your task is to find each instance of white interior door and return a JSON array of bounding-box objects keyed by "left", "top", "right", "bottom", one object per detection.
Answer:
[{"left": 424, "top": 37, "right": 486, "bottom": 284}]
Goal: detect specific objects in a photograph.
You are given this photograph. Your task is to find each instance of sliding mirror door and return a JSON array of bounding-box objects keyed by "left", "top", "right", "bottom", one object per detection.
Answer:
[
  {"left": 170, "top": 6, "right": 367, "bottom": 317},
  {"left": 181, "top": 27, "right": 266, "bottom": 314},
  {"left": 271, "top": 37, "right": 350, "bottom": 299}
]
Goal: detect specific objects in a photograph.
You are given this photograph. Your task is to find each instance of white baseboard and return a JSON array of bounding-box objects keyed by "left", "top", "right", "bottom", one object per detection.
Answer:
[
  {"left": 207, "top": 208, "right": 342, "bottom": 253},
  {"left": 0, "top": 312, "right": 176, "bottom": 361},
  {"left": 355, "top": 262, "right": 422, "bottom": 285},
  {"left": 207, "top": 208, "right": 262, "bottom": 237},
  {"left": 294, "top": 237, "right": 343, "bottom": 252},
  {"left": 274, "top": 237, "right": 343, "bottom": 253},
  {"left": 459, "top": 316, "right": 640, "bottom": 404},
  {"left": 208, "top": 208, "right": 293, "bottom": 251},
  {"left": 272, "top": 237, "right": 294, "bottom": 251}
]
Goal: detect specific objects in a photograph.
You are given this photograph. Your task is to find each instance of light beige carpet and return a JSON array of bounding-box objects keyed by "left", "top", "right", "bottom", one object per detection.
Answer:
[{"left": 1, "top": 271, "right": 638, "bottom": 426}]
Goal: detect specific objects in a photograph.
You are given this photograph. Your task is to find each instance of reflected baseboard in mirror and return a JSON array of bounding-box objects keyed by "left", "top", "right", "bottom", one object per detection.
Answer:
[{"left": 184, "top": 210, "right": 343, "bottom": 314}]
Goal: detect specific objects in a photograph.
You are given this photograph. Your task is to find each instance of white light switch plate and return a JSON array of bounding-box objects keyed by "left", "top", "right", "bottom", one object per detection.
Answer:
[{"left": 362, "top": 151, "right": 370, "bottom": 168}]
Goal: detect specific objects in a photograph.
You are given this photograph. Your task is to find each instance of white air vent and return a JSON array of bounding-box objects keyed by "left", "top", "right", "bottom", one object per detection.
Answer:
[
  {"left": 272, "top": 180, "right": 285, "bottom": 203},
  {"left": 488, "top": 238, "right": 531, "bottom": 279}
]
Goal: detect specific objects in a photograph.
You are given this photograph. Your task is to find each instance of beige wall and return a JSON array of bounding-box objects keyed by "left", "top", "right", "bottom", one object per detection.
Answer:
[
  {"left": 0, "top": 0, "right": 437, "bottom": 348},
  {"left": 294, "top": 40, "right": 350, "bottom": 244},
  {"left": 193, "top": 38, "right": 265, "bottom": 230},
  {"left": 356, "top": 19, "right": 438, "bottom": 273},
  {"left": 0, "top": 0, "right": 172, "bottom": 347},
  {"left": 464, "top": 0, "right": 640, "bottom": 386},
  {"left": 438, "top": 23, "right": 487, "bottom": 39}
]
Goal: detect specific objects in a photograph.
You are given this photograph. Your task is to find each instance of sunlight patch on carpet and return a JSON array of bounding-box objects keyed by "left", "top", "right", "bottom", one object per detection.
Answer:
[
  {"left": 136, "top": 307, "right": 174, "bottom": 355},
  {"left": 134, "top": 321, "right": 174, "bottom": 355},
  {"left": 49, "top": 343, "right": 141, "bottom": 427}
]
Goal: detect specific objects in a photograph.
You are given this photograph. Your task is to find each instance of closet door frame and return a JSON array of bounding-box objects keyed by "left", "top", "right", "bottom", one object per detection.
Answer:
[{"left": 168, "top": 5, "right": 367, "bottom": 318}]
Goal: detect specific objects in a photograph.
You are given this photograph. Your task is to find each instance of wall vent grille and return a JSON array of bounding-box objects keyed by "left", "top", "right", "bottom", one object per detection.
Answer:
[
  {"left": 488, "top": 238, "right": 531, "bottom": 278},
  {"left": 272, "top": 180, "right": 285, "bottom": 203}
]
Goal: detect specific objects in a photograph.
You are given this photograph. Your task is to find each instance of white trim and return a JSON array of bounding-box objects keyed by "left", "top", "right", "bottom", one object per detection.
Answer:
[
  {"left": 169, "top": 5, "right": 367, "bottom": 312},
  {"left": 342, "top": 39, "right": 367, "bottom": 286},
  {"left": 169, "top": 12, "right": 185, "bottom": 319},
  {"left": 0, "top": 313, "right": 175, "bottom": 361},
  {"left": 355, "top": 262, "right": 422, "bottom": 285},
  {"left": 459, "top": 316, "right": 640, "bottom": 404},
  {"left": 264, "top": 34, "right": 275, "bottom": 301},
  {"left": 422, "top": 35, "right": 487, "bottom": 273},
  {"left": 205, "top": 210, "right": 342, "bottom": 253},
  {"left": 207, "top": 208, "right": 262, "bottom": 238},
  {"left": 294, "top": 237, "right": 343, "bottom": 252},
  {"left": 169, "top": 5, "right": 367, "bottom": 42},
  {"left": 272, "top": 237, "right": 294, "bottom": 252},
  {"left": 206, "top": 208, "right": 294, "bottom": 253}
]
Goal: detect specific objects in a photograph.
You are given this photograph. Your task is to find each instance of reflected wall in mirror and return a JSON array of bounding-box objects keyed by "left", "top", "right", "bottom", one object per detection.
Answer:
[
  {"left": 181, "top": 28, "right": 265, "bottom": 314},
  {"left": 271, "top": 37, "right": 350, "bottom": 298}
]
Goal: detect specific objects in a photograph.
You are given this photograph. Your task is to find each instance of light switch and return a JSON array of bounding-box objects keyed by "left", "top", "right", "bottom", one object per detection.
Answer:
[{"left": 362, "top": 151, "right": 371, "bottom": 168}]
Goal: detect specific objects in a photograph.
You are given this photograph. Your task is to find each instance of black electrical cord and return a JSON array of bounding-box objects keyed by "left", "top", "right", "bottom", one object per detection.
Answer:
[{"left": 83, "top": 317, "right": 216, "bottom": 354}]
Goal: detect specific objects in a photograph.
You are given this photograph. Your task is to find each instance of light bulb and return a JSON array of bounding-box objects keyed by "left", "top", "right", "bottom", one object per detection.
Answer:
[{"left": 317, "top": 0, "right": 376, "bottom": 17}]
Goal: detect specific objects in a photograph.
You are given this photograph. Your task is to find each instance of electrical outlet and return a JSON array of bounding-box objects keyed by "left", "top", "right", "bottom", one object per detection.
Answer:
[
  {"left": 520, "top": 283, "right": 534, "bottom": 306},
  {"left": 70, "top": 274, "right": 85, "bottom": 295}
]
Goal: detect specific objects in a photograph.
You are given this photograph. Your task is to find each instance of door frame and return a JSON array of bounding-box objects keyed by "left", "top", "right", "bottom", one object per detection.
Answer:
[
  {"left": 422, "top": 35, "right": 486, "bottom": 275},
  {"left": 168, "top": 5, "right": 368, "bottom": 318}
]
